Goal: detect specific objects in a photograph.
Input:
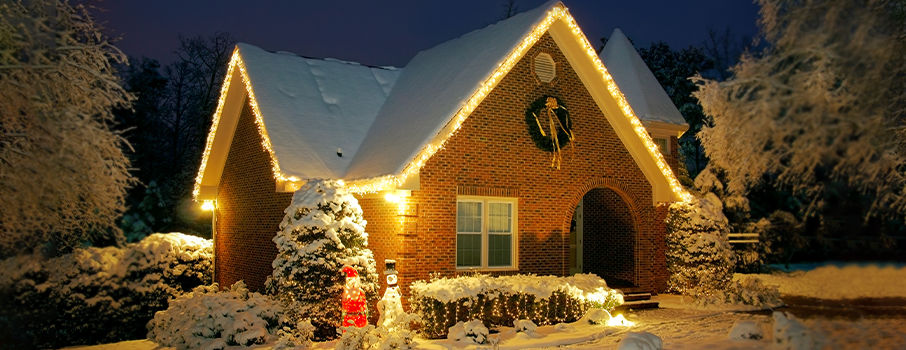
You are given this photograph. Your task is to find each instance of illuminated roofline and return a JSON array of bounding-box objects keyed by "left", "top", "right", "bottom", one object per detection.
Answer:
[
  {"left": 344, "top": 3, "right": 691, "bottom": 202},
  {"left": 194, "top": 3, "right": 691, "bottom": 203},
  {"left": 192, "top": 47, "right": 299, "bottom": 200}
]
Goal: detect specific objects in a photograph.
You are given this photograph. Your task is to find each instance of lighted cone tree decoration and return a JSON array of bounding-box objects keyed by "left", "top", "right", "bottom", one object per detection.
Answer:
[{"left": 341, "top": 265, "right": 368, "bottom": 328}]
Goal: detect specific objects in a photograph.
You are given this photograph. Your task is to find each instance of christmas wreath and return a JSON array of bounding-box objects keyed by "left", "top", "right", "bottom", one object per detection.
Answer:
[{"left": 524, "top": 95, "right": 574, "bottom": 152}]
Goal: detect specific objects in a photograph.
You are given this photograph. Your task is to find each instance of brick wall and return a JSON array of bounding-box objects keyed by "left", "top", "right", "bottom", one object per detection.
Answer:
[
  {"left": 215, "top": 99, "right": 292, "bottom": 291},
  {"left": 387, "top": 33, "right": 667, "bottom": 293}
]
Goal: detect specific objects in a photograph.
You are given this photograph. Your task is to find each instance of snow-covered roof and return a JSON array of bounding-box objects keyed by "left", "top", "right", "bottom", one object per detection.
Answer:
[
  {"left": 599, "top": 28, "right": 686, "bottom": 126},
  {"left": 344, "top": 1, "right": 557, "bottom": 179},
  {"left": 237, "top": 43, "right": 400, "bottom": 179},
  {"left": 195, "top": 0, "right": 691, "bottom": 203}
]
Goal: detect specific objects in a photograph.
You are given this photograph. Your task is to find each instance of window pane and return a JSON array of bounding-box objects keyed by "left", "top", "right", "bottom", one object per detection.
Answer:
[
  {"left": 457, "top": 233, "right": 481, "bottom": 267},
  {"left": 457, "top": 202, "right": 482, "bottom": 233},
  {"left": 488, "top": 203, "right": 511, "bottom": 233},
  {"left": 488, "top": 234, "right": 511, "bottom": 266}
]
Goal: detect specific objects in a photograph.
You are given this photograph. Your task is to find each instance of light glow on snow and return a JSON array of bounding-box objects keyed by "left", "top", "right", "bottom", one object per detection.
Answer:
[
  {"left": 606, "top": 313, "right": 634, "bottom": 327},
  {"left": 344, "top": 4, "right": 691, "bottom": 202}
]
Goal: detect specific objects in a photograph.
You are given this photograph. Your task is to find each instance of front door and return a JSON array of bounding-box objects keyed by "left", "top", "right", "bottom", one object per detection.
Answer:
[{"left": 569, "top": 199, "right": 583, "bottom": 274}]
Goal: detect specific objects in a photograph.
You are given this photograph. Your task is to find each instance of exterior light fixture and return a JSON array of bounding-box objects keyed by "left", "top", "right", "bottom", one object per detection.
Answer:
[{"left": 201, "top": 200, "right": 215, "bottom": 211}]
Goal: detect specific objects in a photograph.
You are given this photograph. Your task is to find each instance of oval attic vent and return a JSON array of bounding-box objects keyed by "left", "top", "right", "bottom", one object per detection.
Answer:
[{"left": 534, "top": 53, "right": 556, "bottom": 83}]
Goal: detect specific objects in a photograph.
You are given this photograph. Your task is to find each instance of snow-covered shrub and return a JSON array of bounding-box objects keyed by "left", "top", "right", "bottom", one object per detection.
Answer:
[
  {"left": 773, "top": 312, "right": 824, "bottom": 350},
  {"left": 580, "top": 307, "right": 612, "bottom": 325},
  {"left": 0, "top": 233, "right": 212, "bottom": 348},
  {"left": 273, "top": 319, "right": 315, "bottom": 350},
  {"left": 618, "top": 331, "right": 662, "bottom": 350},
  {"left": 447, "top": 320, "right": 489, "bottom": 344},
  {"left": 665, "top": 194, "right": 734, "bottom": 298},
  {"left": 410, "top": 273, "right": 622, "bottom": 338},
  {"left": 147, "top": 281, "right": 284, "bottom": 349},
  {"left": 266, "top": 180, "right": 379, "bottom": 339},
  {"left": 335, "top": 324, "right": 416, "bottom": 350},
  {"left": 513, "top": 319, "right": 539, "bottom": 336},
  {"left": 729, "top": 320, "right": 764, "bottom": 340},
  {"left": 697, "top": 276, "right": 782, "bottom": 308}
]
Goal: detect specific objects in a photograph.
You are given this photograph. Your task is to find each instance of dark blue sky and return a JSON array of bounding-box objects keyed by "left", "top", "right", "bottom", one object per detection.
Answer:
[{"left": 94, "top": 0, "right": 759, "bottom": 67}]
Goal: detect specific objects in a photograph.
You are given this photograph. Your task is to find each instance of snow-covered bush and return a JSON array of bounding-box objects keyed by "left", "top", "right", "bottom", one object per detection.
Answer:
[
  {"left": 147, "top": 281, "right": 284, "bottom": 349},
  {"left": 665, "top": 194, "right": 734, "bottom": 298},
  {"left": 410, "top": 273, "right": 622, "bottom": 338},
  {"left": 618, "top": 331, "right": 662, "bottom": 350},
  {"left": 266, "top": 180, "right": 379, "bottom": 339},
  {"left": 580, "top": 307, "right": 612, "bottom": 325},
  {"left": 335, "top": 324, "right": 416, "bottom": 350},
  {"left": 273, "top": 318, "right": 316, "bottom": 350},
  {"left": 513, "top": 319, "right": 539, "bottom": 336},
  {"left": 729, "top": 320, "right": 764, "bottom": 340},
  {"left": 0, "top": 233, "right": 212, "bottom": 348},
  {"left": 773, "top": 311, "right": 824, "bottom": 350},
  {"left": 697, "top": 276, "right": 782, "bottom": 309},
  {"left": 447, "top": 320, "right": 489, "bottom": 344}
]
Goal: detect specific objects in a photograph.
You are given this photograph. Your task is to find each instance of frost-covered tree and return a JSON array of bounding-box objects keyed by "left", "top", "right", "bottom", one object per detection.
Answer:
[
  {"left": 0, "top": 0, "right": 135, "bottom": 257},
  {"left": 266, "top": 180, "right": 379, "bottom": 339},
  {"left": 694, "top": 0, "right": 906, "bottom": 217},
  {"left": 665, "top": 194, "right": 734, "bottom": 297}
]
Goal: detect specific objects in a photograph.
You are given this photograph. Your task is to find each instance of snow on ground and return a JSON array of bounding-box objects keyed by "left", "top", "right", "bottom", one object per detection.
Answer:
[
  {"left": 72, "top": 307, "right": 906, "bottom": 350},
  {"left": 66, "top": 263, "right": 906, "bottom": 350},
  {"left": 742, "top": 263, "right": 906, "bottom": 299}
]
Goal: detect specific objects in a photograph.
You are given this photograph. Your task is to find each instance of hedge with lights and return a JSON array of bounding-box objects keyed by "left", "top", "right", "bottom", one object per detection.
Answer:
[{"left": 409, "top": 274, "right": 622, "bottom": 339}]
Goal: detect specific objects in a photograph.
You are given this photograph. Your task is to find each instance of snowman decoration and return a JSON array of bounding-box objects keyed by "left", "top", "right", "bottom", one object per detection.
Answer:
[{"left": 377, "top": 259, "right": 405, "bottom": 330}]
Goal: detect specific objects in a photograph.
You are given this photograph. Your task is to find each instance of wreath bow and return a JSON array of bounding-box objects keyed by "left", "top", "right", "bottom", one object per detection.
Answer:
[{"left": 532, "top": 97, "right": 574, "bottom": 169}]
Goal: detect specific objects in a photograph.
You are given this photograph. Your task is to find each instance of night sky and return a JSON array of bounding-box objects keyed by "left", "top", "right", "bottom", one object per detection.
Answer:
[{"left": 95, "top": 0, "right": 759, "bottom": 67}]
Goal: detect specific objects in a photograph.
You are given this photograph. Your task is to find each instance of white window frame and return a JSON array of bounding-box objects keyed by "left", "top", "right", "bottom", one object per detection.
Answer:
[
  {"left": 456, "top": 196, "right": 518, "bottom": 271},
  {"left": 653, "top": 137, "right": 671, "bottom": 155}
]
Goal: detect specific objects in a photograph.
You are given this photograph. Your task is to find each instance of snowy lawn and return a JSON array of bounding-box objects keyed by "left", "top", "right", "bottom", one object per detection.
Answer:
[{"left": 743, "top": 263, "right": 906, "bottom": 299}]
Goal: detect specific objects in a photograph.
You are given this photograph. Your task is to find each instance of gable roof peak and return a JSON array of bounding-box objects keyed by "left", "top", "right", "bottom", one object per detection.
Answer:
[{"left": 600, "top": 28, "right": 687, "bottom": 126}]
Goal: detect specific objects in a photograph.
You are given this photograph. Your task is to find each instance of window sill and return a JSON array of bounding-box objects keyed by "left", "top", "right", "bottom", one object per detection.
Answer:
[{"left": 456, "top": 266, "right": 519, "bottom": 273}]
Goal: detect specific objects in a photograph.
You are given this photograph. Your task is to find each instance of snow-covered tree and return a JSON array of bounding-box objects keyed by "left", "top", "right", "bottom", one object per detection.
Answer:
[
  {"left": 266, "top": 180, "right": 379, "bottom": 339},
  {"left": 693, "top": 0, "right": 906, "bottom": 217},
  {"left": 665, "top": 194, "right": 734, "bottom": 297},
  {"left": 0, "top": 0, "right": 134, "bottom": 257}
]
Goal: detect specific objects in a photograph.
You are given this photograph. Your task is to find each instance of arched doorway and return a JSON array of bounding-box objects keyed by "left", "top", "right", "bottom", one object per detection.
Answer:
[{"left": 569, "top": 187, "right": 637, "bottom": 288}]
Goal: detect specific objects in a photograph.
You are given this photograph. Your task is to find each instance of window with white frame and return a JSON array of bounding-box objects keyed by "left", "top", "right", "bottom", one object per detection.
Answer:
[
  {"left": 653, "top": 137, "right": 670, "bottom": 155},
  {"left": 456, "top": 197, "right": 517, "bottom": 269}
]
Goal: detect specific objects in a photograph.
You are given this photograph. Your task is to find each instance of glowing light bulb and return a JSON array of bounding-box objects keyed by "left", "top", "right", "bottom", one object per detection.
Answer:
[{"left": 201, "top": 200, "right": 215, "bottom": 211}]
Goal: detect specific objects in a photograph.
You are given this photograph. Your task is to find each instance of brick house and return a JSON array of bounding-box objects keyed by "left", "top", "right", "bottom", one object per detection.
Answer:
[{"left": 193, "top": 1, "right": 690, "bottom": 297}]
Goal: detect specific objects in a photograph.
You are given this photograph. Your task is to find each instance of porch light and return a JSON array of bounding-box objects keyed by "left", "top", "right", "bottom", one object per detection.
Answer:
[
  {"left": 383, "top": 190, "right": 411, "bottom": 203},
  {"left": 201, "top": 200, "right": 215, "bottom": 211}
]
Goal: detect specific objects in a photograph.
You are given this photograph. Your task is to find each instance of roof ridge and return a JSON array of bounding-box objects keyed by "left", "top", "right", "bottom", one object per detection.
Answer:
[{"left": 239, "top": 42, "right": 400, "bottom": 71}]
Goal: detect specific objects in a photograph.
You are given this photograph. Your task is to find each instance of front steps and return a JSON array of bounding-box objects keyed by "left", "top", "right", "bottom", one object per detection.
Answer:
[{"left": 615, "top": 291, "right": 659, "bottom": 311}]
